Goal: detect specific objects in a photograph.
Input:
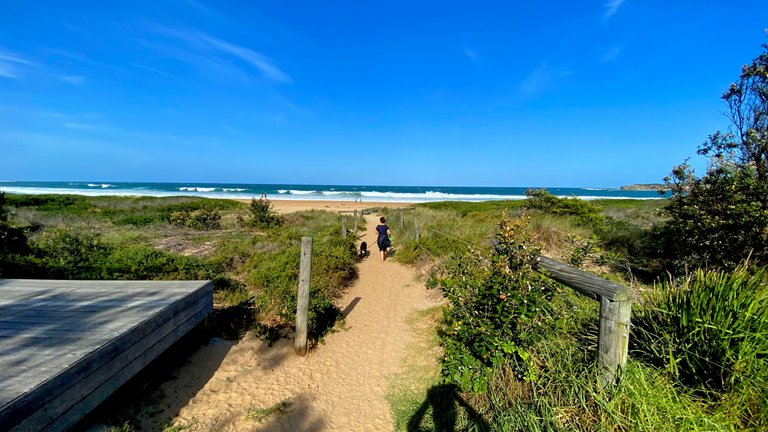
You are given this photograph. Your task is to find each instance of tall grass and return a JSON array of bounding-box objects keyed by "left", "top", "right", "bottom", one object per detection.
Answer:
[
  {"left": 385, "top": 198, "right": 765, "bottom": 431},
  {"left": 631, "top": 266, "right": 768, "bottom": 428},
  {"left": 2, "top": 195, "right": 357, "bottom": 340}
]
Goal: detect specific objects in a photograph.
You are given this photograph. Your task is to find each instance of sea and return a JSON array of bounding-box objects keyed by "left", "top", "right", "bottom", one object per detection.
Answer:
[{"left": 0, "top": 181, "right": 667, "bottom": 203}]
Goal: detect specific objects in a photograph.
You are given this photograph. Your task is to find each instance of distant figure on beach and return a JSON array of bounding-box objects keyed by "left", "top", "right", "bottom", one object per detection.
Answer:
[{"left": 376, "top": 216, "right": 392, "bottom": 262}]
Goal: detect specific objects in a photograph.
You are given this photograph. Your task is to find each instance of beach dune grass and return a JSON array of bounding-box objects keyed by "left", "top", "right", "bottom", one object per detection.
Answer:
[
  {"left": 1, "top": 194, "right": 357, "bottom": 340},
  {"left": 384, "top": 196, "right": 765, "bottom": 430}
]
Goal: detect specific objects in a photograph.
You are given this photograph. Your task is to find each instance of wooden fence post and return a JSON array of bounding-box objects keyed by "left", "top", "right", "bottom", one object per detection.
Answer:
[
  {"left": 295, "top": 237, "right": 312, "bottom": 356},
  {"left": 598, "top": 297, "right": 632, "bottom": 388},
  {"left": 533, "top": 255, "right": 632, "bottom": 388},
  {"left": 414, "top": 219, "right": 420, "bottom": 240},
  {"left": 342, "top": 217, "right": 347, "bottom": 238},
  {"left": 399, "top": 210, "right": 404, "bottom": 229},
  {"left": 353, "top": 210, "right": 358, "bottom": 234}
]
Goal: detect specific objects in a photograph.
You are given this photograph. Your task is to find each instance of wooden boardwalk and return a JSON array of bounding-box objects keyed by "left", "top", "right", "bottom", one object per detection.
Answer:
[{"left": 0, "top": 279, "right": 213, "bottom": 432}]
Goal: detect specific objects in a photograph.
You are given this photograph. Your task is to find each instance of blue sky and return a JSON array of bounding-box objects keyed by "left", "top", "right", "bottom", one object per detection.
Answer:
[{"left": 1, "top": 1, "right": 767, "bottom": 187}]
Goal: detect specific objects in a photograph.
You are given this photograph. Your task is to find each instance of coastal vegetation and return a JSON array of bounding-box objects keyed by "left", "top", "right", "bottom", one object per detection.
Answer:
[
  {"left": 386, "top": 42, "right": 768, "bottom": 431},
  {"left": 1, "top": 40, "right": 766, "bottom": 432},
  {"left": 0, "top": 193, "right": 357, "bottom": 340}
]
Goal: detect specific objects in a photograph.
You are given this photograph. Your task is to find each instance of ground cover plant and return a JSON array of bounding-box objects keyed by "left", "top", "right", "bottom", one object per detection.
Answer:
[
  {"left": 0, "top": 194, "right": 356, "bottom": 341},
  {"left": 385, "top": 193, "right": 767, "bottom": 431}
]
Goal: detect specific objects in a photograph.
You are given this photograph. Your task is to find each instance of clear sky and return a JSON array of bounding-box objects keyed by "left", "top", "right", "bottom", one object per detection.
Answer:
[{"left": 1, "top": 1, "right": 767, "bottom": 187}]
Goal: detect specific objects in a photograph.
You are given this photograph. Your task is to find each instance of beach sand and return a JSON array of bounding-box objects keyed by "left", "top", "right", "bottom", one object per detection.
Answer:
[
  {"left": 239, "top": 199, "right": 414, "bottom": 214},
  {"left": 127, "top": 214, "right": 441, "bottom": 431}
]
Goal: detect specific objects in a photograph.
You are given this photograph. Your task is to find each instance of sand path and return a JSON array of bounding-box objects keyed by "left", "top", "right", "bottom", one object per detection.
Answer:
[{"left": 157, "top": 215, "right": 439, "bottom": 431}]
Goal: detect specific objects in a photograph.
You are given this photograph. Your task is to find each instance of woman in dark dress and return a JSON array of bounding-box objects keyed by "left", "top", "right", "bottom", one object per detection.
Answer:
[{"left": 375, "top": 216, "right": 392, "bottom": 262}]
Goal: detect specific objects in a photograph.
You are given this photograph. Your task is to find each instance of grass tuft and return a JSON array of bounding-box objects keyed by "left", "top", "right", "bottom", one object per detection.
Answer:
[{"left": 244, "top": 399, "right": 291, "bottom": 423}]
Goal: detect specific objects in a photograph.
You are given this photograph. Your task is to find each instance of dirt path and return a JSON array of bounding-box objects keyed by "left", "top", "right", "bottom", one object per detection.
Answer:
[{"left": 146, "top": 215, "right": 441, "bottom": 431}]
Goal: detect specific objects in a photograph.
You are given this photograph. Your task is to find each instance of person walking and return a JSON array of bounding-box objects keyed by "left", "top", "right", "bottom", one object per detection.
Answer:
[{"left": 375, "top": 216, "right": 392, "bottom": 262}]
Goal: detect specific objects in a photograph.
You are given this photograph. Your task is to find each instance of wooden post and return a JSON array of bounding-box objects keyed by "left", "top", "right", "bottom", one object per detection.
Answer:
[
  {"left": 598, "top": 297, "right": 632, "bottom": 388},
  {"left": 342, "top": 217, "right": 347, "bottom": 238},
  {"left": 399, "top": 210, "right": 404, "bottom": 229},
  {"left": 295, "top": 237, "right": 312, "bottom": 356},
  {"left": 532, "top": 255, "right": 631, "bottom": 388},
  {"left": 414, "top": 220, "right": 420, "bottom": 240},
  {"left": 353, "top": 210, "right": 358, "bottom": 234}
]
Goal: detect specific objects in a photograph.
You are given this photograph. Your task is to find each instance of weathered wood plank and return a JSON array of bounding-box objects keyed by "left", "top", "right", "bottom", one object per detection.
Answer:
[
  {"left": 535, "top": 256, "right": 629, "bottom": 301},
  {"left": 0, "top": 279, "right": 213, "bottom": 432},
  {"left": 42, "top": 309, "right": 208, "bottom": 432},
  {"left": 12, "top": 300, "right": 211, "bottom": 432},
  {"left": 0, "top": 282, "right": 210, "bottom": 415}
]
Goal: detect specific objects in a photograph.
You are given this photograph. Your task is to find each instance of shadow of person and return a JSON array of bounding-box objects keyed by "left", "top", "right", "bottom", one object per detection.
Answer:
[{"left": 407, "top": 384, "right": 490, "bottom": 432}]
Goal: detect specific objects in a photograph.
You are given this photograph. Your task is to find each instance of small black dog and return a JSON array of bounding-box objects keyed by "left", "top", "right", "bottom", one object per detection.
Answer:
[{"left": 359, "top": 241, "right": 368, "bottom": 258}]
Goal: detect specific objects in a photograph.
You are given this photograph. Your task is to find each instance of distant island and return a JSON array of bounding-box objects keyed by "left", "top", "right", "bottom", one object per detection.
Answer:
[{"left": 620, "top": 183, "right": 667, "bottom": 191}]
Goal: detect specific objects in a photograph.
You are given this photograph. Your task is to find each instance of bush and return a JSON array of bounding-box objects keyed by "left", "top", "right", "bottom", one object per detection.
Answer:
[
  {"left": 631, "top": 266, "right": 768, "bottom": 426},
  {"left": 525, "top": 189, "right": 604, "bottom": 227},
  {"left": 434, "top": 215, "right": 557, "bottom": 392},
  {"left": 169, "top": 209, "right": 222, "bottom": 230},
  {"left": 102, "top": 246, "right": 219, "bottom": 280},
  {"left": 31, "top": 228, "right": 110, "bottom": 279},
  {"left": 660, "top": 42, "right": 768, "bottom": 271},
  {"left": 248, "top": 197, "right": 281, "bottom": 228},
  {"left": 660, "top": 165, "right": 768, "bottom": 271}
]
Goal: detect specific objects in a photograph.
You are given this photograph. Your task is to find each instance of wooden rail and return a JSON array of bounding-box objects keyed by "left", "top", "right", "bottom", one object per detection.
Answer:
[{"left": 534, "top": 256, "right": 632, "bottom": 388}]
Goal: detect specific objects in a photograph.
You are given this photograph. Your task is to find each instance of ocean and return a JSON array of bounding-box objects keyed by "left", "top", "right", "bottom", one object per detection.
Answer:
[{"left": 0, "top": 181, "right": 667, "bottom": 202}]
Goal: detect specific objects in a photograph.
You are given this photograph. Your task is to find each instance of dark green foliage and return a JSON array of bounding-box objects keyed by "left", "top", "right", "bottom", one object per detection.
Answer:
[
  {"left": 0, "top": 192, "right": 32, "bottom": 276},
  {"left": 305, "top": 290, "right": 343, "bottom": 340},
  {"left": 525, "top": 189, "right": 605, "bottom": 227},
  {"left": 631, "top": 267, "right": 768, "bottom": 390},
  {"left": 169, "top": 209, "right": 222, "bottom": 230},
  {"left": 246, "top": 224, "right": 355, "bottom": 339},
  {"left": 0, "top": 192, "right": 7, "bottom": 222},
  {"left": 0, "top": 192, "right": 29, "bottom": 255},
  {"left": 4, "top": 194, "right": 93, "bottom": 214},
  {"left": 5, "top": 194, "right": 241, "bottom": 227},
  {"left": 434, "top": 215, "right": 556, "bottom": 392},
  {"left": 101, "top": 246, "right": 219, "bottom": 280},
  {"left": 593, "top": 217, "right": 648, "bottom": 257},
  {"left": 0, "top": 194, "right": 357, "bottom": 344},
  {"left": 661, "top": 43, "right": 768, "bottom": 271},
  {"left": 661, "top": 164, "right": 768, "bottom": 271},
  {"left": 6, "top": 228, "right": 219, "bottom": 281},
  {"left": 420, "top": 200, "right": 525, "bottom": 217},
  {"left": 31, "top": 228, "right": 111, "bottom": 279},
  {"left": 248, "top": 197, "right": 281, "bottom": 228}
]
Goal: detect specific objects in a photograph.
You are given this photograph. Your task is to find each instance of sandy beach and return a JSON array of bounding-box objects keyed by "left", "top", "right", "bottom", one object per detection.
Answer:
[
  {"left": 122, "top": 214, "right": 442, "bottom": 431},
  {"left": 239, "top": 199, "right": 415, "bottom": 214}
]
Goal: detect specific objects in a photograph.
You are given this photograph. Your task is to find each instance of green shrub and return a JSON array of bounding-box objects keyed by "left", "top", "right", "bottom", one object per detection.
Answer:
[
  {"left": 5, "top": 194, "right": 93, "bottom": 215},
  {"left": 248, "top": 197, "right": 281, "bottom": 228},
  {"left": 631, "top": 266, "right": 768, "bottom": 426},
  {"left": 31, "top": 228, "right": 110, "bottom": 279},
  {"left": 434, "top": 215, "right": 557, "bottom": 392},
  {"left": 660, "top": 42, "right": 768, "bottom": 272},
  {"left": 169, "top": 209, "right": 222, "bottom": 230},
  {"left": 102, "top": 246, "right": 218, "bottom": 280},
  {"left": 660, "top": 165, "right": 768, "bottom": 271},
  {"left": 525, "top": 189, "right": 605, "bottom": 227}
]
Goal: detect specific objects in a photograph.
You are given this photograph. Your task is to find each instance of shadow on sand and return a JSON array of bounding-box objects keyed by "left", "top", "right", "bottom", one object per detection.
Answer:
[
  {"left": 407, "top": 384, "right": 490, "bottom": 432},
  {"left": 72, "top": 322, "right": 232, "bottom": 431}
]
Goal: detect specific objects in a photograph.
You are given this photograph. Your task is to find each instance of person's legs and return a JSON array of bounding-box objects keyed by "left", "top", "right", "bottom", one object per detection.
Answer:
[{"left": 381, "top": 249, "right": 386, "bottom": 262}]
